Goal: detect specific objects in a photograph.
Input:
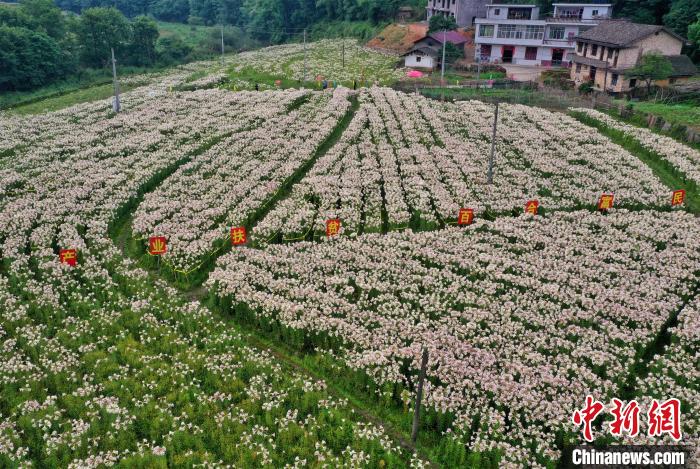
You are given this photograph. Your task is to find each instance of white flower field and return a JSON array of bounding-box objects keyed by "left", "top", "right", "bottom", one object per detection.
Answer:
[{"left": 0, "top": 53, "right": 698, "bottom": 467}]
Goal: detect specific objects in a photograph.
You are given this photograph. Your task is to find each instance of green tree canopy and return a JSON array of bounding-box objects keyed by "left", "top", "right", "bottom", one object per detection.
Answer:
[
  {"left": 624, "top": 51, "right": 674, "bottom": 94},
  {"left": 428, "top": 14, "right": 457, "bottom": 33},
  {"left": 0, "top": 25, "right": 69, "bottom": 91},
  {"left": 128, "top": 15, "right": 158, "bottom": 65},
  {"left": 77, "top": 7, "right": 131, "bottom": 67},
  {"left": 19, "top": 0, "right": 65, "bottom": 38}
]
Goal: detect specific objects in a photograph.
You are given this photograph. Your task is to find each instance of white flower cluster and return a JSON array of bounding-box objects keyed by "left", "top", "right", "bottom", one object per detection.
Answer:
[
  {"left": 210, "top": 209, "right": 700, "bottom": 466},
  {"left": 253, "top": 88, "right": 669, "bottom": 242},
  {"left": 570, "top": 108, "right": 700, "bottom": 187},
  {"left": 131, "top": 88, "right": 352, "bottom": 271}
]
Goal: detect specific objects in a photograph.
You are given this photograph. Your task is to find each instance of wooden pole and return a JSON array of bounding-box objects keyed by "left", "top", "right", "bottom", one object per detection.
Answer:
[{"left": 411, "top": 348, "right": 429, "bottom": 443}]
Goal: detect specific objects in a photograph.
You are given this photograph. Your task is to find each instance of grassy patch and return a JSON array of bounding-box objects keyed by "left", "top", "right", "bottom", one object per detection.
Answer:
[
  {"left": 614, "top": 100, "right": 700, "bottom": 130},
  {"left": 7, "top": 83, "right": 139, "bottom": 116},
  {"left": 570, "top": 111, "right": 700, "bottom": 213}
]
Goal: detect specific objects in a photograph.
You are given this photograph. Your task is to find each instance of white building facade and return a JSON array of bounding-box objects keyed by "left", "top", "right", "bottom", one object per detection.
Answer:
[
  {"left": 427, "top": 0, "right": 491, "bottom": 27},
  {"left": 474, "top": 3, "right": 611, "bottom": 66}
]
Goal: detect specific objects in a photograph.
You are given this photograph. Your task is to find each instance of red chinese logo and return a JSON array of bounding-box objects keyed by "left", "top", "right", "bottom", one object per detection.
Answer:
[
  {"left": 458, "top": 208, "right": 474, "bottom": 226},
  {"left": 647, "top": 398, "right": 682, "bottom": 441},
  {"left": 598, "top": 193, "right": 615, "bottom": 210},
  {"left": 609, "top": 398, "right": 640, "bottom": 437},
  {"left": 231, "top": 227, "right": 247, "bottom": 246},
  {"left": 525, "top": 200, "right": 539, "bottom": 215},
  {"left": 149, "top": 236, "right": 167, "bottom": 255},
  {"left": 59, "top": 249, "right": 77, "bottom": 266},
  {"left": 326, "top": 219, "right": 341, "bottom": 237},
  {"left": 671, "top": 189, "right": 685, "bottom": 206},
  {"left": 572, "top": 395, "right": 605, "bottom": 442}
]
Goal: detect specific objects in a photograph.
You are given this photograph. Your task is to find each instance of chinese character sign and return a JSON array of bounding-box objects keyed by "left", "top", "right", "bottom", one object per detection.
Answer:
[
  {"left": 525, "top": 200, "right": 539, "bottom": 215},
  {"left": 149, "top": 236, "right": 167, "bottom": 255},
  {"left": 326, "top": 219, "right": 341, "bottom": 237},
  {"left": 671, "top": 189, "right": 685, "bottom": 206},
  {"left": 598, "top": 193, "right": 615, "bottom": 210},
  {"left": 231, "top": 227, "right": 247, "bottom": 246},
  {"left": 458, "top": 208, "right": 474, "bottom": 226},
  {"left": 573, "top": 397, "right": 682, "bottom": 442},
  {"left": 59, "top": 249, "right": 77, "bottom": 266}
]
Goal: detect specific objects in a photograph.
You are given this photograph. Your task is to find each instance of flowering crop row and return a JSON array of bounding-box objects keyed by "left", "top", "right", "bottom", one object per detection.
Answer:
[
  {"left": 635, "top": 296, "right": 699, "bottom": 460},
  {"left": 210, "top": 210, "right": 700, "bottom": 466},
  {"left": 570, "top": 108, "right": 700, "bottom": 187},
  {"left": 253, "top": 88, "right": 670, "bottom": 242},
  {"left": 131, "top": 88, "right": 352, "bottom": 272},
  {"left": 0, "top": 80, "right": 417, "bottom": 467},
  {"left": 229, "top": 39, "right": 404, "bottom": 84}
]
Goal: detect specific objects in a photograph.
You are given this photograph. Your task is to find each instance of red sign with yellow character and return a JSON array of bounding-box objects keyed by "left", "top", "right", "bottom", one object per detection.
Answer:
[
  {"left": 671, "top": 189, "right": 685, "bottom": 206},
  {"left": 525, "top": 200, "right": 539, "bottom": 215},
  {"left": 458, "top": 208, "right": 474, "bottom": 226},
  {"left": 231, "top": 227, "right": 247, "bottom": 246},
  {"left": 59, "top": 249, "right": 77, "bottom": 266},
  {"left": 326, "top": 219, "right": 341, "bottom": 237},
  {"left": 149, "top": 236, "right": 167, "bottom": 255},
  {"left": 598, "top": 193, "right": 615, "bottom": 211}
]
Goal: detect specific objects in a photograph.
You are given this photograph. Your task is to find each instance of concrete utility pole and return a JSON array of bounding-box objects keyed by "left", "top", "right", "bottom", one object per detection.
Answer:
[
  {"left": 111, "top": 48, "right": 120, "bottom": 113},
  {"left": 411, "top": 348, "right": 429, "bottom": 443},
  {"left": 440, "top": 29, "right": 447, "bottom": 83},
  {"left": 303, "top": 29, "right": 307, "bottom": 86},
  {"left": 221, "top": 23, "right": 225, "bottom": 66},
  {"left": 487, "top": 101, "right": 499, "bottom": 184}
]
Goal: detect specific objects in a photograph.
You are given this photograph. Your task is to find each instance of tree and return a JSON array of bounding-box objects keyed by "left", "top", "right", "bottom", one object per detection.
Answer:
[
  {"left": 689, "top": 14, "right": 700, "bottom": 62},
  {"left": 428, "top": 14, "right": 457, "bottom": 33},
  {"left": 19, "top": 0, "right": 65, "bottom": 38},
  {"left": 77, "top": 7, "right": 131, "bottom": 68},
  {"left": 663, "top": 0, "right": 700, "bottom": 36},
  {"left": 624, "top": 52, "right": 673, "bottom": 94},
  {"left": 128, "top": 15, "right": 158, "bottom": 65},
  {"left": 0, "top": 25, "right": 69, "bottom": 91},
  {"left": 444, "top": 41, "right": 463, "bottom": 66},
  {"left": 156, "top": 35, "right": 193, "bottom": 64},
  {"left": 0, "top": 4, "right": 37, "bottom": 29}
]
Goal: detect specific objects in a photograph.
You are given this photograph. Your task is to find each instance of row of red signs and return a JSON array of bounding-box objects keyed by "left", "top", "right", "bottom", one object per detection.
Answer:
[{"left": 58, "top": 191, "right": 687, "bottom": 266}]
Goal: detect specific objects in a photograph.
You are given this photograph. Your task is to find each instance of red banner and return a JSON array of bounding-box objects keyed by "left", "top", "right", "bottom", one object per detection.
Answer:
[
  {"left": 458, "top": 208, "right": 474, "bottom": 226},
  {"left": 671, "top": 189, "right": 685, "bottom": 206},
  {"left": 149, "top": 236, "right": 167, "bottom": 255},
  {"left": 59, "top": 249, "right": 77, "bottom": 266},
  {"left": 598, "top": 193, "right": 615, "bottom": 211},
  {"left": 231, "top": 227, "right": 247, "bottom": 246},
  {"left": 525, "top": 200, "right": 539, "bottom": 215},
  {"left": 326, "top": 219, "right": 341, "bottom": 237}
]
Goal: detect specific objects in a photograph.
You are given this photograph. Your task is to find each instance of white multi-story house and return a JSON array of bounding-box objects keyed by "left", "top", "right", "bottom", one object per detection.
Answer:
[
  {"left": 474, "top": 3, "right": 612, "bottom": 66},
  {"left": 426, "top": 0, "right": 491, "bottom": 28}
]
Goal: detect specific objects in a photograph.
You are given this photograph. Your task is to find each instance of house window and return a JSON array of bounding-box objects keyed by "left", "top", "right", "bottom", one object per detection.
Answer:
[
  {"left": 416, "top": 56, "right": 421, "bottom": 62},
  {"left": 524, "top": 25, "right": 544, "bottom": 40},
  {"left": 479, "top": 25, "right": 494, "bottom": 38},
  {"left": 583, "top": 44, "right": 588, "bottom": 56},
  {"left": 576, "top": 63, "right": 581, "bottom": 73},
  {"left": 607, "top": 48, "right": 614, "bottom": 59},
  {"left": 452, "top": 0, "right": 455, "bottom": 4},
  {"left": 525, "top": 47, "right": 537, "bottom": 60},
  {"left": 629, "top": 78, "right": 637, "bottom": 88},
  {"left": 497, "top": 24, "right": 517, "bottom": 38},
  {"left": 494, "top": 8, "right": 500, "bottom": 15},
  {"left": 611, "top": 73, "right": 618, "bottom": 85},
  {"left": 591, "top": 44, "right": 598, "bottom": 56},
  {"left": 592, "top": 9, "right": 598, "bottom": 16},
  {"left": 577, "top": 42, "right": 583, "bottom": 53},
  {"left": 549, "top": 26, "right": 565, "bottom": 40}
]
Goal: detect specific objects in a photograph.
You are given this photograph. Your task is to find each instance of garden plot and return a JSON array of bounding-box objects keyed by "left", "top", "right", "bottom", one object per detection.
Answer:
[
  {"left": 210, "top": 210, "right": 700, "bottom": 466},
  {"left": 253, "top": 88, "right": 669, "bottom": 242},
  {"left": 229, "top": 39, "right": 403, "bottom": 84},
  {"left": 131, "top": 88, "right": 352, "bottom": 272}
]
